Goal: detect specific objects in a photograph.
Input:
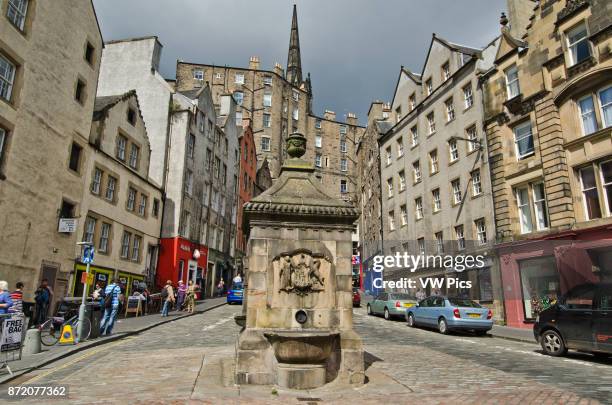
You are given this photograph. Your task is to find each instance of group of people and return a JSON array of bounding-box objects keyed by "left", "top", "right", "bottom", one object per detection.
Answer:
[
  {"left": 160, "top": 279, "right": 197, "bottom": 316},
  {"left": 0, "top": 279, "right": 48, "bottom": 321}
]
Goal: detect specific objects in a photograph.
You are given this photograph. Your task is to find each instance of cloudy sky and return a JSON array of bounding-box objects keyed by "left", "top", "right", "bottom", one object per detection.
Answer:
[{"left": 93, "top": 0, "right": 505, "bottom": 125}]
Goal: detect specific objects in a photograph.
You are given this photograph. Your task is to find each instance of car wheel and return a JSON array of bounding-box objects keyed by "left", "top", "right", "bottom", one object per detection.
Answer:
[
  {"left": 384, "top": 307, "right": 390, "bottom": 320},
  {"left": 438, "top": 318, "right": 450, "bottom": 335},
  {"left": 406, "top": 313, "right": 415, "bottom": 327},
  {"left": 367, "top": 304, "right": 372, "bottom": 315},
  {"left": 540, "top": 329, "right": 567, "bottom": 357}
]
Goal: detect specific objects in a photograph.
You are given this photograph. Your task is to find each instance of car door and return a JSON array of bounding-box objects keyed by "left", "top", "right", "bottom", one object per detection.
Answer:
[
  {"left": 414, "top": 297, "right": 429, "bottom": 324},
  {"left": 430, "top": 297, "right": 446, "bottom": 325},
  {"left": 557, "top": 285, "right": 596, "bottom": 351},
  {"left": 372, "top": 293, "right": 386, "bottom": 314},
  {"left": 594, "top": 285, "right": 612, "bottom": 353}
]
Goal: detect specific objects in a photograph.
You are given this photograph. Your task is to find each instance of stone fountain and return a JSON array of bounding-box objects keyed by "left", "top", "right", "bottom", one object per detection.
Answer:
[{"left": 235, "top": 132, "right": 364, "bottom": 389}]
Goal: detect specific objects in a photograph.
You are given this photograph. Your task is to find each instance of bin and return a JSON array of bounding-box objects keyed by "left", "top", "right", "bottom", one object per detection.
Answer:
[{"left": 86, "top": 301, "right": 102, "bottom": 339}]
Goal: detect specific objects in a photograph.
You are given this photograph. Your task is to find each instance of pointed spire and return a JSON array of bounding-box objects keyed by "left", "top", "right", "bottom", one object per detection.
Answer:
[{"left": 286, "top": 4, "right": 303, "bottom": 86}]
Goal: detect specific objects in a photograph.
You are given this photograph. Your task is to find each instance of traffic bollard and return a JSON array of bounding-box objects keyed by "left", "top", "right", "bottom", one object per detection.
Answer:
[{"left": 22, "top": 328, "right": 41, "bottom": 356}]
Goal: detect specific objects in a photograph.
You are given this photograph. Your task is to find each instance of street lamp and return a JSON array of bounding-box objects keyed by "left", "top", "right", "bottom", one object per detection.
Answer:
[
  {"left": 449, "top": 135, "right": 483, "bottom": 151},
  {"left": 76, "top": 241, "right": 94, "bottom": 343}
]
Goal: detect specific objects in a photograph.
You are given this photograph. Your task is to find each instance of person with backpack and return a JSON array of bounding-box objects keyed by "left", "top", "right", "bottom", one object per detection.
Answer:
[
  {"left": 99, "top": 278, "right": 121, "bottom": 336},
  {"left": 160, "top": 280, "right": 174, "bottom": 317},
  {"left": 34, "top": 279, "right": 52, "bottom": 325}
]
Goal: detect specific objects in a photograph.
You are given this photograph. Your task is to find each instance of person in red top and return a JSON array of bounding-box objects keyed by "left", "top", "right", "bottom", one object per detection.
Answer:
[{"left": 9, "top": 281, "right": 23, "bottom": 313}]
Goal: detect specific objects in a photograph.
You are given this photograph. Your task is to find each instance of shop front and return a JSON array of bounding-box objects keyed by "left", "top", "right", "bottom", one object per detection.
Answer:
[
  {"left": 72, "top": 263, "right": 147, "bottom": 298},
  {"left": 157, "top": 237, "right": 208, "bottom": 291},
  {"left": 498, "top": 225, "right": 612, "bottom": 328}
]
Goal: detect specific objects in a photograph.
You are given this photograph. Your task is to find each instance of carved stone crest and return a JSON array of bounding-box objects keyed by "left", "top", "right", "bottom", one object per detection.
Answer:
[{"left": 276, "top": 249, "right": 326, "bottom": 296}]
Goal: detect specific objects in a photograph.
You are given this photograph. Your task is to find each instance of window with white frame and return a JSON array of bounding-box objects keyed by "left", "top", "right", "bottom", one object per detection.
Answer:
[
  {"left": 435, "top": 232, "right": 444, "bottom": 254},
  {"left": 387, "top": 178, "right": 393, "bottom": 197},
  {"left": 131, "top": 235, "right": 141, "bottom": 262},
  {"left": 138, "top": 195, "right": 147, "bottom": 216},
  {"left": 129, "top": 144, "right": 139, "bottom": 169},
  {"left": 411, "top": 126, "right": 419, "bottom": 146},
  {"left": 415, "top": 197, "right": 423, "bottom": 220},
  {"left": 577, "top": 86, "right": 612, "bottom": 135},
  {"left": 579, "top": 95, "right": 598, "bottom": 135},
  {"left": 432, "top": 188, "right": 441, "bottom": 212},
  {"left": 127, "top": 187, "right": 137, "bottom": 211},
  {"left": 386, "top": 147, "right": 392, "bottom": 166},
  {"left": 409, "top": 93, "right": 416, "bottom": 111},
  {"left": 400, "top": 205, "right": 408, "bottom": 226},
  {"left": 566, "top": 23, "right": 591, "bottom": 66},
  {"left": 463, "top": 84, "right": 473, "bottom": 109},
  {"left": 84, "top": 216, "right": 96, "bottom": 244},
  {"left": 396, "top": 138, "right": 404, "bottom": 157},
  {"left": 235, "top": 111, "right": 243, "bottom": 126},
  {"left": 445, "top": 98, "right": 455, "bottom": 122},
  {"left": 193, "top": 70, "right": 204, "bottom": 81},
  {"left": 395, "top": 106, "right": 402, "bottom": 123},
  {"left": 599, "top": 86, "right": 612, "bottom": 129},
  {"left": 235, "top": 73, "right": 245, "bottom": 84},
  {"left": 261, "top": 136, "right": 270, "bottom": 151},
  {"left": 292, "top": 107, "right": 299, "bottom": 120},
  {"left": 263, "top": 91, "right": 272, "bottom": 107},
  {"left": 426, "top": 78, "right": 433, "bottom": 96},
  {"left": 340, "top": 125, "right": 347, "bottom": 135},
  {"left": 451, "top": 179, "right": 462, "bottom": 204},
  {"left": 466, "top": 125, "right": 478, "bottom": 152},
  {"left": 399, "top": 170, "right": 406, "bottom": 191},
  {"left": 315, "top": 134, "right": 322, "bottom": 148},
  {"left": 429, "top": 150, "right": 438, "bottom": 174},
  {"left": 442, "top": 62, "right": 451, "bottom": 81},
  {"left": 513, "top": 121, "right": 534, "bottom": 159},
  {"left": 233, "top": 91, "right": 244, "bottom": 106},
  {"left": 532, "top": 183, "right": 549, "bottom": 230},
  {"left": 7, "top": 0, "right": 28, "bottom": 31},
  {"left": 475, "top": 218, "right": 487, "bottom": 245},
  {"left": 340, "top": 138, "right": 347, "bottom": 153},
  {"left": 215, "top": 72, "right": 222, "bottom": 80},
  {"left": 105, "top": 176, "right": 116, "bottom": 201},
  {"left": 455, "top": 225, "right": 465, "bottom": 250},
  {"left": 180, "top": 211, "right": 191, "bottom": 238},
  {"left": 471, "top": 169, "right": 482, "bottom": 196},
  {"left": 449, "top": 139, "right": 459, "bottom": 162},
  {"left": 418, "top": 238, "right": 425, "bottom": 254},
  {"left": 580, "top": 166, "right": 602, "bottom": 220},
  {"left": 516, "top": 186, "right": 533, "bottom": 233},
  {"left": 0, "top": 53, "right": 16, "bottom": 101},
  {"left": 120, "top": 231, "right": 131, "bottom": 258},
  {"left": 292, "top": 89, "right": 300, "bottom": 101},
  {"left": 413, "top": 161, "right": 421, "bottom": 183},
  {"left": 263, "top": 113, "right": 271, "bottom": 128},
  {"left": 340, "top": 180, "right": 347, "bottom": 194},
  {"left": 99, "top": 223, "right": 110, "bottom": 253},
  {"left": 0, "top": 127, "right": 6, "bottom": 165},
  {"left": 601, "top": 160, "right": 612, "bottom": 217},
  {"left": 388, "top": 211, "right": 395, "bottom": 231},
  {"left": 505, "top": 65, "right": 520, "bottom": 99},
  {"left": 427, "top": 112, "right": 436, "bottom": 134},
  {"left": 116, "top": 135, "right": 127, "bottom": 161},
  {"left": 340, "top": 158, "right": 348, "bottom": 172},
  {"left": 263, "top": 75, "right": 272, "bottom": 85},
  {"left": 184, "top": 170, "right": 193, "bottom": 196},
  {"left": 91, "top": 168, "right": 102, "bottom": 194}
]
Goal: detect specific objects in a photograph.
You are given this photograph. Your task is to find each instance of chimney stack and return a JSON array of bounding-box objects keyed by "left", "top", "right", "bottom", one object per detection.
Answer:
[
  {"left": 346, "top": 112, "right": 358, "bottom": 126},
  {"left": 249, "top": 56, "right": 260, "bottom": 70},
  {"left": 274, "top": 62, "right": 284, "bottom": 77},
  {"left": 324, "top": 110, "right": 336, "bottom": 121}
]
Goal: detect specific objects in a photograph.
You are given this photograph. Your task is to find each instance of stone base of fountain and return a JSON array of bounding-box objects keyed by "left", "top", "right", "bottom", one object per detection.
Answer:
[{"left": 277, "top": 363, "right": 326, "bottom": 389}]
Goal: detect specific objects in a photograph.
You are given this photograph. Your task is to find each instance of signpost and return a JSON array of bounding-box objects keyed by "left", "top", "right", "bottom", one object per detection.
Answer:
[{"left": 76, "top": 243, "right": 95, "bottom": 343}]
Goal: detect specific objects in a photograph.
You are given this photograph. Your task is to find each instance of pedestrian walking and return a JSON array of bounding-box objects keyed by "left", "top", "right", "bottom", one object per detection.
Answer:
[
  {"left": 99, "top": 278, "right": 121, "bottom": 336},
  {"left": 415, "top": 288, "right": 426, "bottom": 301},
  {"left": 177, "top": 280, "right": 187, "bottom": 311},
  {"left": 232, "top": 273, "right": 242, "bottom": 284},
  {"left": 34, "top": 279, "right": 52, "bottom": 325},
  {"left": 0, "top": 281, "right": 14, "bottom": 315},
  {"left": 9, "top": 281, "right": 24, "bottom": 313},
  {"left": 216, "top": 279, "right": 225, "bottom": 297},
  {"left": 161, "top": 280, "right": 175, "bottom": 317},
  {"left": 186, "top": 280, "right": 196, "bottom": 313}
]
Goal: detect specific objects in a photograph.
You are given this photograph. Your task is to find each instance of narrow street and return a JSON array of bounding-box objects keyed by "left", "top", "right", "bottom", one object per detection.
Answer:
[{"left": 3, "top": 304, "right": 611, "bottom": 403}]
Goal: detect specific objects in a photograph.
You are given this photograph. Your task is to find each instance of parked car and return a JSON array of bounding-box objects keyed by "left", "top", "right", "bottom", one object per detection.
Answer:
[
  {"left": 367, "top": 292, "right": 418, "bottom": 320},
  {"left": 226, "top": 282, "right": 243, "bottom": 305},
  {"left": 352, "top": 288, "right": 361, "bottom": 307},
  {"left": 406, "top": 296, "right": 493, "bottom": 335},
  {"left": 534, "top": 283, "right": 612, "bottom": 358}
]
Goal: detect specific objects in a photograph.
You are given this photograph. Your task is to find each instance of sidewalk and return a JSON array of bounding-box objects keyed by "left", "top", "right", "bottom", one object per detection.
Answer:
[
  {"left": 490, "top": 324, "right": 535, "bottom": 343},
  {"left": 0, "top": 298, "right": 227, "bottom": 384}
]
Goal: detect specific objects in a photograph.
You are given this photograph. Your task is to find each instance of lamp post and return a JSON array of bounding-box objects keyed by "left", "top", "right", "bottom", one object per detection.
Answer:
[
  {"left": 449, "top": 135, "right": 483, "bottom": 151},
  {"left": 76, "top": 241, "right": 94, "bottom": 343}
]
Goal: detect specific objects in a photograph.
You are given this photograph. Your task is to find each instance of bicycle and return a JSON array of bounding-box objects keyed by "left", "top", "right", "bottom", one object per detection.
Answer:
[{"left": 39, "top": 312, "right": 91, "bottom": 346}]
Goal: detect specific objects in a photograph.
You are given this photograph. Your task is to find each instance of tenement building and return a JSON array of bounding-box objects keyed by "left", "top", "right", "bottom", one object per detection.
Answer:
[
  {"left": 377, "top": 34, "right": 503, "bottom": 316},
  {"left": 482, "top": 0, "right": 612, "bottom": 328},
  {"left": 0, "top": 0, "right": 103, "bottom": 308},
  {"left": 73, "top": 91, "right": 163, "bottom": 297},
  {"left": 174, "top": 6, "right": 364, "bottom": 202},
  {"left": 236, "top": 118, "right": 258, "bottom": 273}
]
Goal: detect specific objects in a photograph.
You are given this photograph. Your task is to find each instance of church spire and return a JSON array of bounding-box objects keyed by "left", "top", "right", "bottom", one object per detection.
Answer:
[{"left": 286, "top": 4, "right": 303, "bottom": 86}]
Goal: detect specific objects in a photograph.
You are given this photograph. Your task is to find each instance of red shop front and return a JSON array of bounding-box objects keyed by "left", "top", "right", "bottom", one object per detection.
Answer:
[
  {"left": 157, "top": 237, "right": 209, "bottom": 292},
  {"left": 498, "top": 225, "right": 612, "bottom": 329}
]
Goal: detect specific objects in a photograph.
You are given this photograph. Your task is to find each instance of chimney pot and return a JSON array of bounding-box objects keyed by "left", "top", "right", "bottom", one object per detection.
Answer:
[{"left": 249, "top": 56, "right": 260, "bottom": 70}]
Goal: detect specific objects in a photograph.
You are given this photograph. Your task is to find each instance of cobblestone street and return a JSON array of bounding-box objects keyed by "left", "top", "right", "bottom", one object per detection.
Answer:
[{"left": 3, "top": 304, "right": 611, "bottom": 404}]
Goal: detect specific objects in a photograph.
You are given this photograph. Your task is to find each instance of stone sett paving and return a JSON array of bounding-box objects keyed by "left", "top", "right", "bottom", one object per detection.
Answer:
[{"left": 2, "top": 304, "right": 611, "bottom": 404}]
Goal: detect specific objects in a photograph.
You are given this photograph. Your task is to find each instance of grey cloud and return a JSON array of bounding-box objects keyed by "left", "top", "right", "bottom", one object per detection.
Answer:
[{"left": 93, "top": 0, "right": 505, "bottom": 124}]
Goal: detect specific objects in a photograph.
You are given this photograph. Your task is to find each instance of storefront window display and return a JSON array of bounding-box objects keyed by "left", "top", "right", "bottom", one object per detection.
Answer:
[{"left": 519, "top": 256, "right": 560, "bottom": 320}]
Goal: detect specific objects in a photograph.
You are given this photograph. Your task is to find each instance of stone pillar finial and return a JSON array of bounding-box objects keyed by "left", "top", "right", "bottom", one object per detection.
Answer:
[
  {"left": 286, "top": 132, "right": 307, "bottom": 159},
  {"left": 500, "top": 12, "right": 509, "bottom": 27}
]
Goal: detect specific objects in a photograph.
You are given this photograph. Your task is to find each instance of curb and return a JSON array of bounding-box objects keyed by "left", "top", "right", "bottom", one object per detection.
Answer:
[
  {"left": 0, "top": 301, "right": 227, "bottom": 385},
  {"left": 490, "top": 333, "right": 536, "bottom": 344}
]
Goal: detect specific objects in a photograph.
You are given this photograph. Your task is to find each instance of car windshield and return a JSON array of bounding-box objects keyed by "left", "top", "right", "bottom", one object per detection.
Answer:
[
  {"left": 391, "top": 293, "right": 416, "bottom": 301},
  {"left": 231, "top": 282, "right": 243, "bottom": 290},
  {"left": 448, "top": 298, "right": 481, "bottom": 308}
]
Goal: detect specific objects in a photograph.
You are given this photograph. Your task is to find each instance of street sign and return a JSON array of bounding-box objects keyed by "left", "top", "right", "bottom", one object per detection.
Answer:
[
  {"left": 82, "top": 246, "right": 94, "bottom": 264},
  {"left": 80, "top": 272, "right": 94, "bottom": 285},
  {"left": 58, "top": 218, "right": 77, "bottom": 233},
  {"left": 352, "top": 255, "right": 361, "bottom": 265},
  {"left": 0, "top": 317, "right": 24, "bottom": 352}
]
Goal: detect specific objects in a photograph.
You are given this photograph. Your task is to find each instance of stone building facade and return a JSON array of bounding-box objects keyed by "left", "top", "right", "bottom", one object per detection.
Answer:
[
  {"left": 377, "top": 35, "right": 503, "bottom": 315},
  {"left": 0, "top": 0, "right": 103, "bottom": 306},
  {"left": 73, "top": 91, "right": 163, "bottom": 296},
  {"left": 482, "top": 0, "right": 612, "bottom": 328},
  {"left": 174, "top": 6, "right": 364, "bottom": 202},
  {"left": 236, "top": 118, "right": 258, "bottom": 270}
]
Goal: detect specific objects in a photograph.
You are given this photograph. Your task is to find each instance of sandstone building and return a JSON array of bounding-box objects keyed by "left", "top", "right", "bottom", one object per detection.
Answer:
[
  {"left": 0, "top": 0, "right": 103, "bottom": 308},
  {"left": 174, "top": 6, "right": 365, "bottom": 202},
  {"left": 72, "top": 91, "right": 163, "bottom": 296},
  {"left": 482, "top": 0, "right": 612, "bottom": 328}
]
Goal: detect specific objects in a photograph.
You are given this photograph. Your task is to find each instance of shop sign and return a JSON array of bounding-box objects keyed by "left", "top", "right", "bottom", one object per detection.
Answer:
[{"left": 58, "top": 218, "right": 77, "bottom": 233}]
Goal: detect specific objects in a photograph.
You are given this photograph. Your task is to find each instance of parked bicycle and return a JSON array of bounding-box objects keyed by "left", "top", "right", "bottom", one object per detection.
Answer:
[{"left": 39, "top": 310, "right": 91, "bottom": 346}]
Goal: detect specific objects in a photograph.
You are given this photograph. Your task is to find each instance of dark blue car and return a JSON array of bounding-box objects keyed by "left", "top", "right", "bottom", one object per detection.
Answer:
[{"left": 226, "top": 282, "right": 243, "bottom": 305}]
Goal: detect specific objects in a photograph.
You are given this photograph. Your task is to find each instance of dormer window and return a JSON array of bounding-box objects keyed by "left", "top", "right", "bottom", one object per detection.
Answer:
[
  {"left": 566, "top": 23, "right": 591, "bottom": 66},
  {"left": 426, "top": 79, "right": 433, "bottom": 96},
  {"left": 442, "top": 62, "right": 451, "bottom": 81},
  {"left": 127, "top": 107, "right": 136, "bottom": 126},
  {"left": 505, "top": 65, "right": 520, "bottom": 100},
  {"left": 193, "top": 70, "right": 204, "bottom": 81}
]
